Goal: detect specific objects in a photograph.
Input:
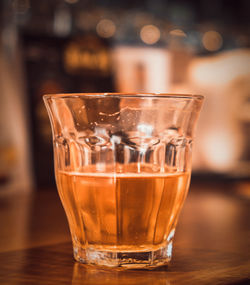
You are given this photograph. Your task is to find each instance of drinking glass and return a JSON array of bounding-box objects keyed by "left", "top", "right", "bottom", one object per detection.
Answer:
[{"left": 44, "top": 93, "right": 203, "bottom": 269}]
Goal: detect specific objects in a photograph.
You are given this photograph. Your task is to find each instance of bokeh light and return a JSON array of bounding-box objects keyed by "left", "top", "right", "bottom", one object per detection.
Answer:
[
  {"left": 140, "top": 25, "right": 161, "bottom": 45},
  {"left": 202, "top": 30, "right": 223, "bottom": 51},
  {"left": 169, "top": 29, "right": 187, "bottom": 37},
  {"left": 96, "top": 19, "right": 116, "bottom": 38}
]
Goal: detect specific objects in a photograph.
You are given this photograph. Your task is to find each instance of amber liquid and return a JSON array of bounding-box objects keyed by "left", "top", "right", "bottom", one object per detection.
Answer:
[{"left": 56, "top": 165, "right": 190, "bottom": 255}]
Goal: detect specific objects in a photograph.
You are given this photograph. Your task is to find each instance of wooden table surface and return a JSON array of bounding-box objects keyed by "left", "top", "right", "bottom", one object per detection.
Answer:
[{"left": 0, "top": 180, "right": 249, "bottom": 285}]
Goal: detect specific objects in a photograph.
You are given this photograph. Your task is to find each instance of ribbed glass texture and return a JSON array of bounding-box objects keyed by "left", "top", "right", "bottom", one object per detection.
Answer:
[{"left": 44, "top": 93, "right": 203, "bottom": 269}]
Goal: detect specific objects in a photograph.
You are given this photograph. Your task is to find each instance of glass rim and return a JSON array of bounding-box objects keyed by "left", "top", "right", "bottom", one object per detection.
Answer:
[{"left": 43, "top": 93, "right": 204, "bottom": 101}]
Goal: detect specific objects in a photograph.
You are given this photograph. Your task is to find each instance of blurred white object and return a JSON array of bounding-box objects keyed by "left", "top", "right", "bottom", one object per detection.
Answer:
[
  {"left": 189, "top": 49, "right": 250, "bottom": 175},
  {"left": 112, "top": 46, "right": 170, "bottom": 93},
  {"left": 53, "top": 5, "right": 72, "bottom": 36}
]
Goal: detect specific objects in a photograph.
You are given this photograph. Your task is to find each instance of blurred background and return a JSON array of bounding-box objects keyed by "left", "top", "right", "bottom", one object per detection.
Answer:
[{"left": 0, "top": 0, "right": 249, "bottom": 193}]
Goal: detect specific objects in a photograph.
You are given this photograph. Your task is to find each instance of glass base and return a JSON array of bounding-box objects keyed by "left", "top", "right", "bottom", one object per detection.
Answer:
[{"left": 73, "top": 242, "right": 173, "bottom": 269}]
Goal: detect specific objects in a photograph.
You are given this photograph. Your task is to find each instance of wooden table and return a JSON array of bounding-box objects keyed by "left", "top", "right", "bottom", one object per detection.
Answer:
[{"left": 0, "top": 180, "right": 249, "bottom": 285}]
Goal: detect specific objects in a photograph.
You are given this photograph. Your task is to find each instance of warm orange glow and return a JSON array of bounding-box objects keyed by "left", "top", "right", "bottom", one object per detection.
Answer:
[
  {"left": 140, "top": 25, "right": 160, "bottom": 45},
  {"left": 64, "top": 43, "right": 109, "bottom": 73},
  {"left": 96, "top": 19, "right": 116, "bottom": 38},
  {"left": 57, "top": 167, "right": 190, "bottom": 254},
  {"left": 202, "top": 31, "right": 223, "bottom": 52},
  {"left": 169, "top": 29, "right": 187, "bottom": 37}
]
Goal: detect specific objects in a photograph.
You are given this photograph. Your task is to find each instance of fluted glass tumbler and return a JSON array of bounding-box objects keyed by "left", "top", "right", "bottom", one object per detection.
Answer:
[{"left": 44, "top": 93, "right": 203, "bottom": 269}]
